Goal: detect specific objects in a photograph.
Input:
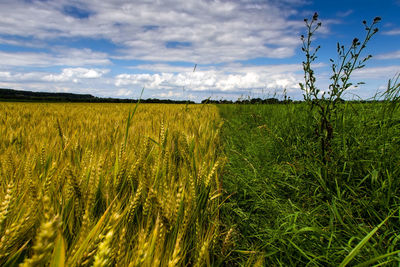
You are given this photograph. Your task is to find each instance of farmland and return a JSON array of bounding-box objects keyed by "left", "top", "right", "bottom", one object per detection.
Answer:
[
  {"left": 1, "top": 100, "right": 400, "bottom": 266},
  {"left": 0, "top": 103, "right": 223, "bottom": 266}
]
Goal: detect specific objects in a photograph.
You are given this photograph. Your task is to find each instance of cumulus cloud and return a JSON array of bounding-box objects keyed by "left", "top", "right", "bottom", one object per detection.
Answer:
[
  {"left": 115, "top": 67, "right": 302, "bottom": 93},
  {"left": 115, "top": 88, "right": 133, "bottom": 97},
  {"left": 42, "top": 68, "right": 109, "bottom": 82}
]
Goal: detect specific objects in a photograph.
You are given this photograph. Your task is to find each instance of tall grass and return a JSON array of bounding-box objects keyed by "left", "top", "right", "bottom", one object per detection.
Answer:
[
  {"left": 0, "top": 102, "right": 224, "bottom": 266},
  {"left": 218, "top": 101, "right": 400, "bottom": 266}
]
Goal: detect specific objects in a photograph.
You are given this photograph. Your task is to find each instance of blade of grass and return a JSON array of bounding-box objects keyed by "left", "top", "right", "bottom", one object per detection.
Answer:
[
  {"left": 124, "top": 87, "right": 144, "bottom": 146},
  {"left": 340, "top": 215, "right": 392, "bottom": 267},
  {"left": 354, "top": 249, "right": 400, "bottom": 267},
  {"left": 288, "top": 239, "right": 315, "bottom": 261}
]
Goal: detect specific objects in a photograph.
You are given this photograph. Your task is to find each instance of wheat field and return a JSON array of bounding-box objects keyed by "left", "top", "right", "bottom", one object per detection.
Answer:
[{"left": 0, "top": 102, "right": 225, "bottom": 266}]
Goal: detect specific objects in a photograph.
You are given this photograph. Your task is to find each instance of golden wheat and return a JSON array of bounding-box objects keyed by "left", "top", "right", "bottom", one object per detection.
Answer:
[{"left": 0, "top": 102, "right": 223, "bottom": 266}]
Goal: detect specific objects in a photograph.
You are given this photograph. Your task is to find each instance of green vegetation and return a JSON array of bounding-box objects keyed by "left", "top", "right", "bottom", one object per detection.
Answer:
[
  {"left": 218, "top": 100, "right": 400, "bottom": 266},
  {"left": 2, "top": 100, "right": 399, "bottom": 266},
  {"left": 300, "top": 13, "right": 380, "bottom": 167},
  {"left": 217, "top": 15, "right": 400, "bottom": 266},
  {"left": 1, "top": 12, "right": 399, "bottom": 267}
]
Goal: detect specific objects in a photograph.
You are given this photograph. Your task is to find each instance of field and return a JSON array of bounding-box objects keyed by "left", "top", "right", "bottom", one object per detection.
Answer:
[
  {"left": 0, "top": 103, "right": 223, "bottom": 266},
  {"left": 219, "top": 102, "right": 400, "bottom": 266},
  {"left": 1, "top": 101, "right": 400, "bottom": 266}
]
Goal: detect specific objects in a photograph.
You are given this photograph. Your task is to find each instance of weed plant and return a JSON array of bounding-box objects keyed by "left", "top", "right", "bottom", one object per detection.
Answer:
[{"left": 300, "top": 13, "right": 380, "bottom": 170}]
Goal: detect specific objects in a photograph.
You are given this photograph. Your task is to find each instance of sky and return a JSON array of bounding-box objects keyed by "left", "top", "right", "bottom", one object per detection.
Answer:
[{"left": 0, "top": 0, "right": 399, "bottom": 102}]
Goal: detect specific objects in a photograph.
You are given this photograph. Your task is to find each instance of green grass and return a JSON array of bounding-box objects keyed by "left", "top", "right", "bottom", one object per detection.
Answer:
[{"left": 218, "top": 102, "right": 400, "bottom": 266}]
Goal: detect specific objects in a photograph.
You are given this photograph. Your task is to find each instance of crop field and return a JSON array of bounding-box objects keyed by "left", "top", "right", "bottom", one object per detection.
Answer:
[
  {"left": 1, "top": 100, "right": 400, "bottom": 266},
  {"left": 0, "top": 103, "right": 224, "bottom": 266}
]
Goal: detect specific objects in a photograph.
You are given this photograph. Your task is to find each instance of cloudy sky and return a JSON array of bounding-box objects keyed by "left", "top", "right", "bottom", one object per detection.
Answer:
[{"left": 0, "top": 0, "right": 399, "bottom": 101}]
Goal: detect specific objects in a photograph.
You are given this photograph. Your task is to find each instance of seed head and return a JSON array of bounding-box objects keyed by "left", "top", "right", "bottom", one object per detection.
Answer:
[
  {"left": 373, "top": 17, "right": 381, "bottom": 23},
  {"left": 313, "top": 12, "right": 319, "bottom": 21}
]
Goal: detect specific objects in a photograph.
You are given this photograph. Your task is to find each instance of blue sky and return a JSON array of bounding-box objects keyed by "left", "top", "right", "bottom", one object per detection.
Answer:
[{"left": 0, "top": 0, "right": 399, "bottom": 101}]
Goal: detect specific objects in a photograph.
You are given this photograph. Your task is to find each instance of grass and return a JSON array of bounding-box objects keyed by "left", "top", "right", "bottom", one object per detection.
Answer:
[
  {"left": 218, "top": 102, "right": 400, "bottom": 266},
  {"left": 1, "top": 100, "right": 399, "bottom": 266}
]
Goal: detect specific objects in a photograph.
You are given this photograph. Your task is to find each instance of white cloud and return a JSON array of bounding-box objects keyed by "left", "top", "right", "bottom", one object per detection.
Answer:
[
  {"left": 375, "top": 50, "right": 400, "bottom": 60},
  {"left": 1, "top": 61, "right": 307, "bottom": 100},
  {"left": 116, "top": 88, "right": 133, "bottom": 97},
  {"left": 0, "top": 68, "right": 108, "bottom": 83},
  {"left": 0, "top": 71, "right": 44, "bottom": 82},
  {"left": 0, "top": 0, "right": 305, "bottom": 64},
  {"left": 220, "top": 63, "right": 304, "bottom": 74},
  {"left": 0, "top": 49, "right": 110, "bottom": 68},
  {"left": 382, "top": 29, "right": 400, "bottom": 35},
  {"left": 0, "top": 71, "right": 12, "bottom": 78},
  {"left": 336, "top": 10, "right": 353, "bottom": 17},
  {"left": 353, "top": 66, "right": 400, "bottom": 79},
  {"left": 42, "top": 68, "right": 109, "bottom": 82},
  {"left": 158, "top": 91, "right": 183, "bottom": 98},
  {"left": 1, "top": 0, "right": 390, "bottom": 101},
  {"left": 115, "top": 67, "right": 302, "bottom": 93},
  {"left": 3, "top": 64, "right": 392, "bottom": 101},
  {"left": 0, "top": 37, "right": 44, "bottom": 48},
  {"left": 130, "top": 64, "right": 197, "bottom": 73}
]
